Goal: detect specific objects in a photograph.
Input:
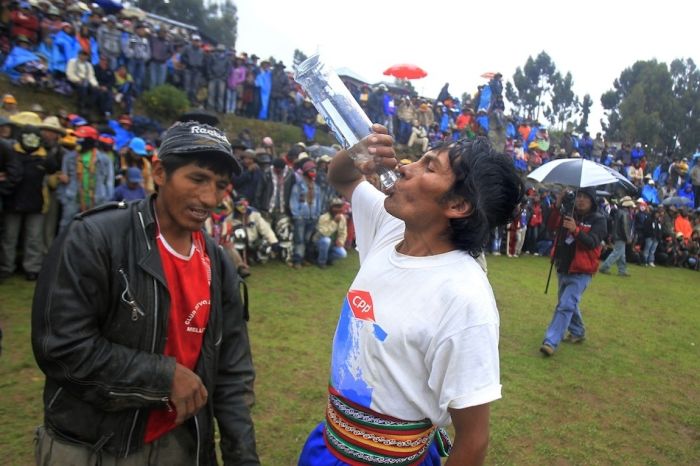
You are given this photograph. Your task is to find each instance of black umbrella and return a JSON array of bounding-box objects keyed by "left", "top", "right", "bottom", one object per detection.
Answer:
[{"left": 528, "top": 158, "right": 636, "bottom": 191}]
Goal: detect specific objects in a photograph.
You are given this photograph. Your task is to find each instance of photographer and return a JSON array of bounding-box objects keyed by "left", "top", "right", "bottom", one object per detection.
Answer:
[{"left": 540, "top": 187, "right": 607, "bottom": 356}]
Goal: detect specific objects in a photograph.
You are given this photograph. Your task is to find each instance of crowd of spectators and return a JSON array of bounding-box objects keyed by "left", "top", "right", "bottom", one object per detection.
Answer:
[
  {"left": 1, "top": 1, "right": 699, "bottom": 283},
  {"left": 492, "top": 186, "right": 700, "bottom": 272},
  {"left": 0, "top": 0, "right": 310, "bottom": 126},
  {"left": 0, "top": 93, "right": 355, "bottom": 281}
]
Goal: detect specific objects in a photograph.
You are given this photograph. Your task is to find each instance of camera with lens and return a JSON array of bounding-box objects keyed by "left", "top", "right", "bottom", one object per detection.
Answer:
[{"left": 560, "top": 190, "right": 576, "bottom": 214}]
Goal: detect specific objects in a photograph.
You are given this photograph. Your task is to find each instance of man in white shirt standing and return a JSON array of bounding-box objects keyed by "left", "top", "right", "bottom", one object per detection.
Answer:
[{"left": 299, "top": 125, "right": 523, "bottom": 465}]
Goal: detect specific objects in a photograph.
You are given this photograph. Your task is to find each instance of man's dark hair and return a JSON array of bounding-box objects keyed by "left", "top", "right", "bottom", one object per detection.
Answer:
[
  {"left": 160, "top": 152, "right": 233, "bottom": 180},
  {"left": 439, "top": 137, "right": 524, "bottom": 257}
]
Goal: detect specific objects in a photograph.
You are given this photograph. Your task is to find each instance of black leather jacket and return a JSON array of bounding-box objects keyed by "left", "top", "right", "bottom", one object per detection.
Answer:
[{"left": 31, "top": 195, "right": 259, "bottom": 465}]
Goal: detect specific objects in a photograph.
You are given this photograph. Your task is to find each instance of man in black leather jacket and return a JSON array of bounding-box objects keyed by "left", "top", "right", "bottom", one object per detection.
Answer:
[{"left": 31, "top": 121, "right": 260, "bottom": 465}]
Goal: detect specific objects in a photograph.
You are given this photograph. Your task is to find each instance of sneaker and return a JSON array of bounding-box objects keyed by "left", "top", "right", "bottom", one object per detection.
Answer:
[
  {"left": 564, "top": 333, "right": 585, "bottom": 343},
  {"left": 539, "top": 344, "right": 555, "bottom": 356},
  {"left": 618, "top": 272, "right": 631, "bottom": 277},
  {"left": 25, "top": 272, "right": 39, "bottom": 281},
  {"left": 292, "top": 263, "right": 302, "bottom": 270},
  {"left": 649, "top": 263, "right": 655, "bottom": 268},
  {"left": 493, "top": 252, "right": 501, "bottom": 256},
  {"left": 599, "top": 268, "right": 610, "bottom": 275}
]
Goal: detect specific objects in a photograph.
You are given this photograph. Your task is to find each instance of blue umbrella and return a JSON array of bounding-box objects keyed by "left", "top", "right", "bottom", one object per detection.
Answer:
[
  {"left": 661, "top": 196, "right": 693, "bottom": 207},
  {"left": 94, "top": 0, "right": 123, "bottom": 14}
]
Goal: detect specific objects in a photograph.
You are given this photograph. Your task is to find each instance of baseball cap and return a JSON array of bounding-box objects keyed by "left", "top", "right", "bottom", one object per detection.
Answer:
[
  {"left": 74, "top": 126, "right": 99, "bottom": 140},
  {"left": 128, "top": 137, "right": 148, "bottom": 156},
  {"left": 126, "top": 167, "right": 143, "bottom": 183},
  {"left": 157, "top": 121, "right": 242, "bottom": 176},
  {"left": 302, "top": 160, "right": 317, "bottom": 173},
  {"left": 98, "top": 133, "right": 114, "bottom": 145}
]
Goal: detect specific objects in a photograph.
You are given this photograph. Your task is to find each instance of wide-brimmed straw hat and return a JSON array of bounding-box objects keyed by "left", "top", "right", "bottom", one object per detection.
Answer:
[{"left": 40, "top": 116, "right": 66, "bottom": 135}]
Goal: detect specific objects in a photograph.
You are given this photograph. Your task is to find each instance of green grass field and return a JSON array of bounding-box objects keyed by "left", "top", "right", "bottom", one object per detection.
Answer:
[{"left": 1, "top": 252, "right": 698, "bottom": 465}]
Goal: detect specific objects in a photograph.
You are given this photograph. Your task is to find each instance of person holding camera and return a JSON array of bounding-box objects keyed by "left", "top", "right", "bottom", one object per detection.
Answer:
[{"left": 540, "top": 187, "right": 607, "bottom": 356}]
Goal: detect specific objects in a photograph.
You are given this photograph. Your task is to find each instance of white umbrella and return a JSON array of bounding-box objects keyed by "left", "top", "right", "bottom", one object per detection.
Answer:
[{"left": 528, "top": 158, "right": 635, "bottom": 190}]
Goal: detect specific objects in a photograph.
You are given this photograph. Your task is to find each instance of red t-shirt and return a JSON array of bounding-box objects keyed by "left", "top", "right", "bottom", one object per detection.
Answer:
[{"left": 144, "top": 231, "right": 212, "bottom": 443}]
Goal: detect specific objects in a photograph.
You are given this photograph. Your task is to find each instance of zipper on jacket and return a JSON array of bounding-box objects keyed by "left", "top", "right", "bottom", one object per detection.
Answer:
[
  {"left": 118, "top": 268, "right": 146, "bottom": 321},
  {"left": 108, "top": 391, "right": 169, "bottom": 403},
  {"left": 124, "top": 410, "right": 138, "bottom": 458},
  {"left": 194, "top": 415, "right": 201, "bottom": 466},
  {"left": 137, "top": 211, "right": 151, "bottom": 251},
  {"left": 124, "top": 211, "right": 157, "bottom": 458},
  {"left": 151, "top": 279, "right": 158, "bottom": 352},
  {"left": 47, "top": 387, "right": 63, "bottom": 409}
]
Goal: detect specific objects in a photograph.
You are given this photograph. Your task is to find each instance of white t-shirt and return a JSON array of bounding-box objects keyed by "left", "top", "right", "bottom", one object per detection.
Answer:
[{"left": 329, "top": 181, "right": 501, "bottom": 427}]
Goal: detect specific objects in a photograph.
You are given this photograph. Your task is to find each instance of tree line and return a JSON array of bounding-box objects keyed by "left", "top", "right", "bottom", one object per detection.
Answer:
[{"left": 505, "top": 51, "right": 700, "bottom": 156}]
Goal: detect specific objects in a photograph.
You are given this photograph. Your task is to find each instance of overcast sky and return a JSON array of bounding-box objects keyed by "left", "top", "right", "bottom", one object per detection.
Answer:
[{"left": 235, "top": 0, "right": 699, "bottom": 134}]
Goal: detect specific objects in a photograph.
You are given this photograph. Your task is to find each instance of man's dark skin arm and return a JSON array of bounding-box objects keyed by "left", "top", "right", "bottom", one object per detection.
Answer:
[
  {"left": 327, "top": 124, "right": 396, "bottom": 201},
  {"left": 445, "top": 404, "right": 491, "bottom": 466}
]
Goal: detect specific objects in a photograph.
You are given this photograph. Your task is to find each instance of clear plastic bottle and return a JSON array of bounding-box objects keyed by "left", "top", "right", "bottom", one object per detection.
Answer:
[{"left": 294, "top": 54, "right": 398, "bottom": 190}]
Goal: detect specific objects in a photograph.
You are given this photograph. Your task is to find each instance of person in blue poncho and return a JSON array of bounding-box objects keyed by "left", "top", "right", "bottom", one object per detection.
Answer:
[
  {"left": 51, "top": 22, "right": 80, "bottom": 78},
  {"left": 641, "top": 176, "right": 660, "bottom": 205},
  {"left": 108, "top": 114, "right": 135, "bottom": 151},
  {"left": 36, "top": 35, "right": 54, "bottom": 73},
  {"left": 478, "top": 84, "right": 491, "bottom": 112},
  {"left": 678, "top": 182, "right": 695, "bottom": 207},
  {"left": 255, "top": 60, "right": 272, "bottom": 120},
  {"left": 1, "top": 38, "right": 41, "bottom": 83},
  {"left": 630, "top": 142, "right": 645, "bottom": 163}
]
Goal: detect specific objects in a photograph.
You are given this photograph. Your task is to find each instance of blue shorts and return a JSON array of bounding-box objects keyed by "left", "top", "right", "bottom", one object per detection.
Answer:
[{"left": 298, "top": 422, "right": 442, "bottom": 466}]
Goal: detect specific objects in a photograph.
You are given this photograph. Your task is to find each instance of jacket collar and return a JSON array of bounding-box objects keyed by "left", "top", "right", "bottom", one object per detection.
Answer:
[
  {"left": 13, "top": 142, "right": 47, "bottom": 157},
  {"left": 134, "top": 194, "right": 167, "bottom": 287},
  {"left": 134, "top": 193, "right": 221, "bottom": 290}
]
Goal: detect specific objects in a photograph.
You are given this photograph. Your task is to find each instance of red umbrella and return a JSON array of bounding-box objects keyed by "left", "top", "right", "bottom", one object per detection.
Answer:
[{"left": 383, "top": 64, "right": 428, "bottom": 80}]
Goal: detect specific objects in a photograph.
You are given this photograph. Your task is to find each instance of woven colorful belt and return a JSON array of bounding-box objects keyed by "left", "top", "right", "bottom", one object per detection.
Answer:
[{"left": 323, "top": 387, "right": 451, "bottom": 465}]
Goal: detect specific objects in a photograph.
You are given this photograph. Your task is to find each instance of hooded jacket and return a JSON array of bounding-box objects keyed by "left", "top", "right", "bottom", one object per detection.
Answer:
[{"left": 548, "top": 188, "right": 607, "bottom": 275}]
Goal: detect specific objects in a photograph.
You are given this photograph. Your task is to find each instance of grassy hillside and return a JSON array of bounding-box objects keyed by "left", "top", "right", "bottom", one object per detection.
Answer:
[{"left": 0, "top": 76, "right": 334, "bottom": 152}]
